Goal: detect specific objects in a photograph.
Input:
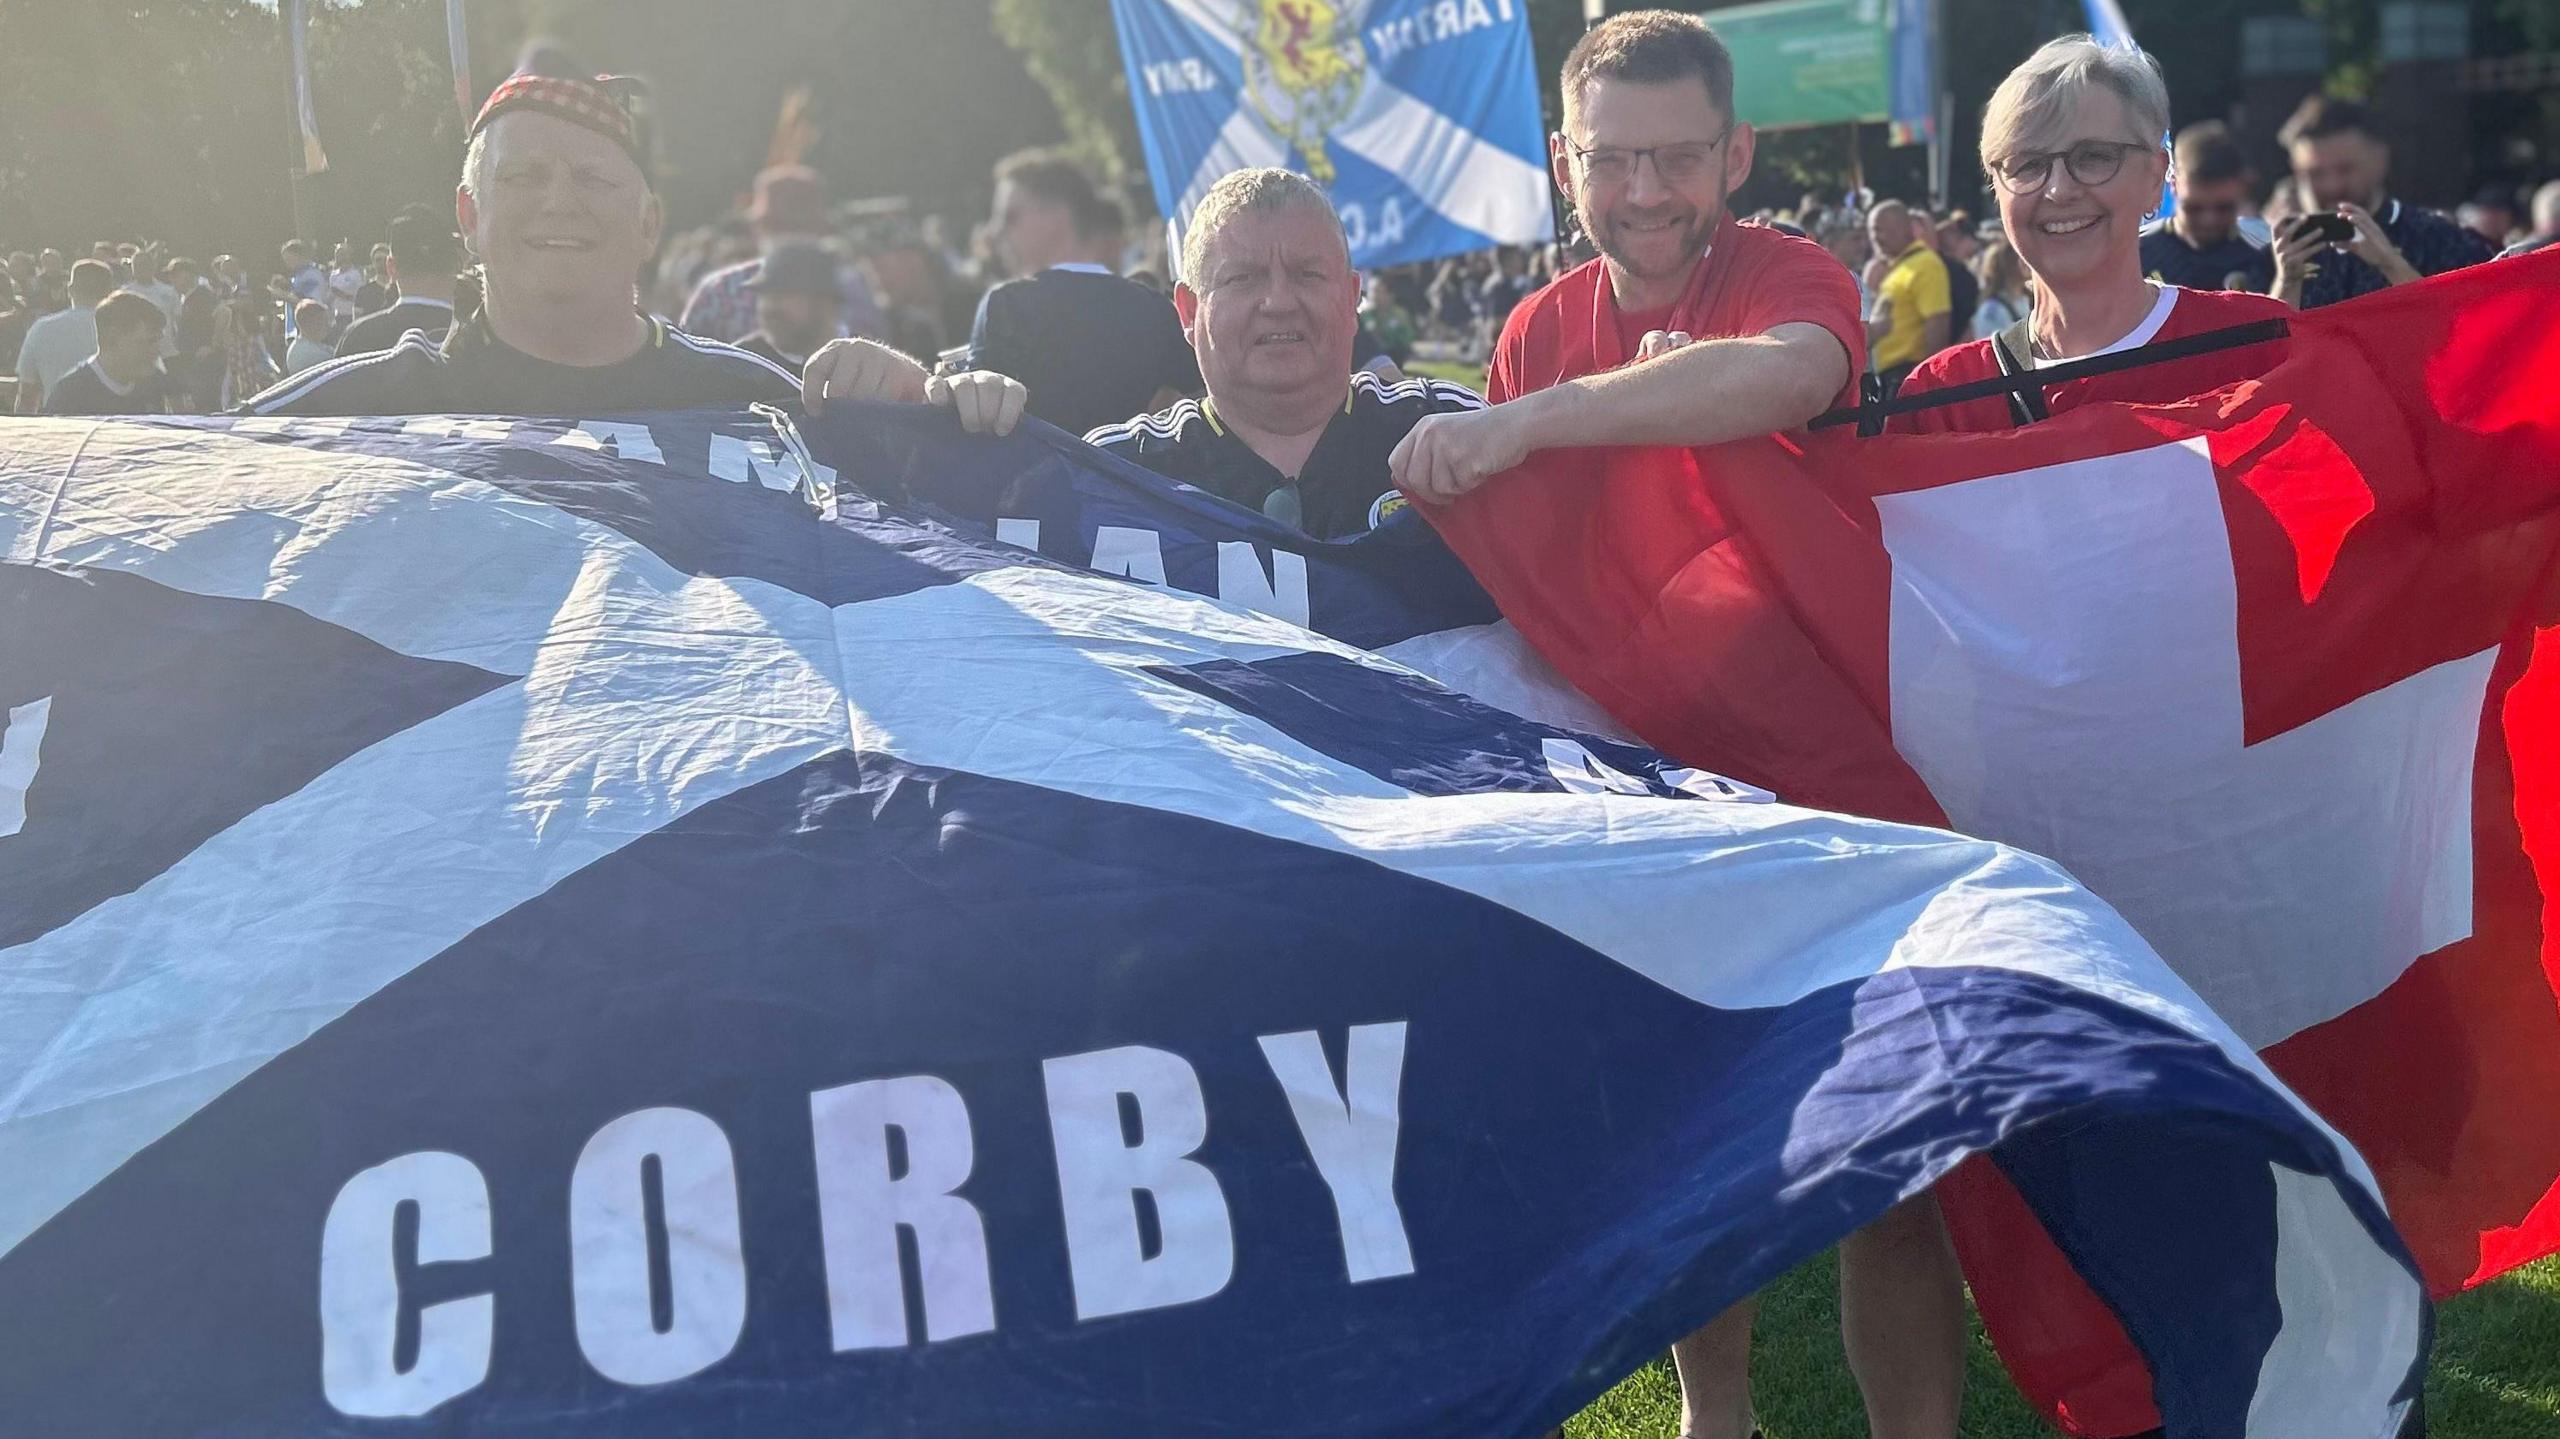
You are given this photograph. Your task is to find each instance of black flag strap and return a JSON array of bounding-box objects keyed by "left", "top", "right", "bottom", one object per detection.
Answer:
[{"left": 1810, "top": 316, "right": 2293, "bottom": 435}]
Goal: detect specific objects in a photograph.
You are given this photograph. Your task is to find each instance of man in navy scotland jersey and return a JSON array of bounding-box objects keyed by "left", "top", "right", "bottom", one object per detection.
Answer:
[
  {"left": 40, "top": 293, "right": 173, "bottom": 416},
  {"left": 1085, "top": 168, "right": 1480, "bottom": 540},
  {"left": 335, "top": 207, "right": 464, "bottom": 357},
  {"left": 2139, "top": 121, "right": 2273, "bottom": 293},
  {"left": 2270, "top": 95, "right": 2493, "bottom": 309},
  {"left": 969, "top": 149, "right": 1201, "bottom": 438}
]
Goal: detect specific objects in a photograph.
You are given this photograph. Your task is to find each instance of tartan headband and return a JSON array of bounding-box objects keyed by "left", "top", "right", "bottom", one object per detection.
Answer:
[{"left": 469, "top": 73, "right": 645, "bottom": 171}]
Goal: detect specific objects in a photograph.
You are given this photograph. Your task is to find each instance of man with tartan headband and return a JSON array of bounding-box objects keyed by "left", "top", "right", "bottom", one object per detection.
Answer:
[{"left": 245, "top": 72, "right": 1022, "bottom": 433}]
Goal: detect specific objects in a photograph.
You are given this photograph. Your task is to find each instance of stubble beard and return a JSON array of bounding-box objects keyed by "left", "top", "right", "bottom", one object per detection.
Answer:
[
  {"left": 1574, "top": 164, "right": 1726, "bottom": 295},
  {"left": 1579, "top": 199, "right": 1720, "bottom": 295}
]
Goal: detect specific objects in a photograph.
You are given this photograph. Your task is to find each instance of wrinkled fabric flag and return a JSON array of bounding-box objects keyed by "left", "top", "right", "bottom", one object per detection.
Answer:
[
  {"left": 804, "top": 399, "right": 1624, "bottom": 733},
  {"left": 0, "top": 406, "right": 2423, "bottom": 1435},
  {"left": 1431, "top": 253, "right": 2560, "bottom": 1435},
  {"left": 1109, "top": 0, "right": 1553, "bottom": 273}
]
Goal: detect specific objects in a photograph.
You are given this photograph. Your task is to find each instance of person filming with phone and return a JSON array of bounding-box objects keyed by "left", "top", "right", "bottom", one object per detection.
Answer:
[{"left": 2270, "top": 95, "right": 2492, "bottom": 309}]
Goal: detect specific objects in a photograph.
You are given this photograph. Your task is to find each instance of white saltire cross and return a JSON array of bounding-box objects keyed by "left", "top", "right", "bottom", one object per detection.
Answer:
[{"left": 0, "top": 417, "right": 2289, "bottom": 1265}]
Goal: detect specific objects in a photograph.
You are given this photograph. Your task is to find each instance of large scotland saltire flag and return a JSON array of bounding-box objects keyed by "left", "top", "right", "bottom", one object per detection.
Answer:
[
  {"left": 0, "top": 405, "right": 2425, "bottom": 1433},
  {"left": 801, "top": 389, "right": 1626, "bottom": 735},
  {"left": 1109, "top": 0, "right": 1554, "bottom": 271},
  {"left": 1433, "top": 253, "right": 2560, "bottom": 1435}
]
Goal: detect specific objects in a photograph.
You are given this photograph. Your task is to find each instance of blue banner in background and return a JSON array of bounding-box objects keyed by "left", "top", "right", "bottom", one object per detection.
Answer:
[
  {"left": 1110, "top": 0, "right": 1556, "bottom": 272},
  {"left": 1887, "top": 0, "right": 1938, "bottom": 146}
]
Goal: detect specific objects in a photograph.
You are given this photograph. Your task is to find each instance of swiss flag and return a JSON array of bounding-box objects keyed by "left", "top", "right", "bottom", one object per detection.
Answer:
[{"left": 1431, "top": 254, "right": 2560, "bottom": 1436}]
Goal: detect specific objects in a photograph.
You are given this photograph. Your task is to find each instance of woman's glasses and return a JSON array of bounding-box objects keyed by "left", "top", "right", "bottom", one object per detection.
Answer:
[{"left": 1989, "top": 139, "right": 2156, "bottom": 193}]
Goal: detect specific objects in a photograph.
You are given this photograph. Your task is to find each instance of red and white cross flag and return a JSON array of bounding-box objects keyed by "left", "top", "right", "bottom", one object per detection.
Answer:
[{"left": 1433, "top": 252, "right": 2560, "bottom": 1436}]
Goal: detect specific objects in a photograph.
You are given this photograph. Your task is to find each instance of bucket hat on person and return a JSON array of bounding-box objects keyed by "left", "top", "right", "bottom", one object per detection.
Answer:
[
  {"left": 744, "top": 242, "right": 839, "bottom": 298},
  {"left": 748, "top": 166, "right": 830, "bottom": 237}
]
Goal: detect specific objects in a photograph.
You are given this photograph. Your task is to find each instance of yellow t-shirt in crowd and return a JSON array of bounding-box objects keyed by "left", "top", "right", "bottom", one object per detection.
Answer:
[{"left": 1872, "top": 241, "right": 1952, "bottom": 370}]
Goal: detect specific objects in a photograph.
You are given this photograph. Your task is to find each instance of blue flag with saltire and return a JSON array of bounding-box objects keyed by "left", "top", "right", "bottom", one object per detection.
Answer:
[
  {"left": 799, "top": 387, "right": 1627, "bottom": 734},
  {"left": 1110, "top": 0, "right": 1554, "bottom": 271},
  {"left": 0, "top": 408, "right": 2424, "bottom": 1435},
  {"left": 2081, "top": 0, "right": 2135, "bottom": 47}
]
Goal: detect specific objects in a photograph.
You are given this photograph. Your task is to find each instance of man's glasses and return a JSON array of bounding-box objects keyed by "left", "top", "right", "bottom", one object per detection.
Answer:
[
  {"left": 1989, "top": 139, "right": 2156, "bottom": 193},
  {"left": 1567, "top": 124, "right": 1734, "bottom": 186}
]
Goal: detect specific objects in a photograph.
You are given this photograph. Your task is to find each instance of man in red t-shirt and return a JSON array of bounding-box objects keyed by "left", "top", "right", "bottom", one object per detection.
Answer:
[
  {"left": 1397, "top": 15, "right": 1956, "bottom": 1439},
  {"left": 1387, "top": 12, "right": 1865, "bottom": 507}
]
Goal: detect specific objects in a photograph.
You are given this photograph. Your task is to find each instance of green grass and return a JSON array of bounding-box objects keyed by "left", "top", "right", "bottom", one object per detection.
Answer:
[
  {"left": 1559, "top": 1256, "right": 2560, "bottom": 1438},
  {"left": 1408, "top": 357, "right": 1488, "bottom": 389}
]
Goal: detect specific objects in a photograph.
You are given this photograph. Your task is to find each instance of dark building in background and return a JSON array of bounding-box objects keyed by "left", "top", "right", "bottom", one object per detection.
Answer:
[
  {"left": 2236, "top": 15, "right": 2328, "bottom": 190},
  {"left": 2369, "top": 3, "right": 2474, "bottom": 209}
]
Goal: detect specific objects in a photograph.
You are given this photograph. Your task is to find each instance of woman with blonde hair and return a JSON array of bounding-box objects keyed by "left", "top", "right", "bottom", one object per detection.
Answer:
[
  {"left": 1893, "top": 35, "right": 2288, "bottom": 433},
  {"left": 1969, "top": 237, "right": 2031, "bottom": 339}
]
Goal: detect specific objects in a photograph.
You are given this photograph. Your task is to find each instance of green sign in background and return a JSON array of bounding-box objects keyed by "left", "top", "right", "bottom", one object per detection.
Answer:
[{"left": 1706, "top": 0, "right": 1892, "bottom": 131}]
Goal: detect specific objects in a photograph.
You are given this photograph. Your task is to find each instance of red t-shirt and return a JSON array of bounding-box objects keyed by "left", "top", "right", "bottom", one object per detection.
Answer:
[
  {"left": 1490, "top": 219, "right": 1867, "bottom": 411},
  {"left": 1888, "top": 284, "right": 2291, "bottom": 435},
  {"left": 1615, "top": 303, "right": 1678, "bottom": 357}
]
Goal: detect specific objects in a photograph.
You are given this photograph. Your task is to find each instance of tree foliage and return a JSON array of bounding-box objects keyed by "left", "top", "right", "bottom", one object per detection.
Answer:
[
  {"left": 7, "top": 0, "right": 2544, "bottom": 262},
  {"left": 3, "top": 0, "right": 292, "bottom": 255},
  {"left": 1, "top": 0, "right": 1067, "bottom": 259},
  {"left": 510, "top": 0, "right": 1066, "bottom": 229},
  {"left": 2, "top": 0, "right": 485, "bottom": 258},
  {"left": 990, "top": 0, "right": 1145, "bottom": 185}
]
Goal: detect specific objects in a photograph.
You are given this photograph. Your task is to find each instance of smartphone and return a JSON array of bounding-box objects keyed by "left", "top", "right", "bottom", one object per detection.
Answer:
[{"left": 2289, "top": 212, "right": 2355, "bottom": 245}]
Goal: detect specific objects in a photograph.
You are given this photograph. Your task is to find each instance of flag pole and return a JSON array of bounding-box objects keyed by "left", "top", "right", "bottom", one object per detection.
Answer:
[
  {"left": 446, "top": 0, "right": 474, "bottom": 119},
  {"left": 286, "top": 0, "right": 329, "bottom": 178},
  {"left": 1927, "top": 0, "right": 1949, "bottom": 209},
  {"left": 278, "top": 2, "right": 312, "bottom": 244}
]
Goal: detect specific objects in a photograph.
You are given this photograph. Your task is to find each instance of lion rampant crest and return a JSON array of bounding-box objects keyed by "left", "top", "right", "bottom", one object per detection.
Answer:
[{"left": 1239, "top": 0, "right": 1366, "bottom": 184}]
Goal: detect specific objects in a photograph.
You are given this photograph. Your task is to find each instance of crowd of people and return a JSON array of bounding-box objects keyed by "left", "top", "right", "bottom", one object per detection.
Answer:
[
  {"left": 9, "top": 72, "right": 2547, "bottom": 430},
  {"left": 2, "top": 7, "right": 2553, "bottom": 1436}
]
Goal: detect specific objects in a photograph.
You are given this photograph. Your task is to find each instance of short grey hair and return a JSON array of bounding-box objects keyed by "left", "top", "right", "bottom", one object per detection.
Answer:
[
  {"left": 1180, "top": 168, "right": 1346, "bottom": 283},
  {"left": 461, "top": 130, "right": 491, "bottom": 197},
  {"left": 1979, "top": 35, "right": 2169, "bottom": 171},
  {"left": 459, "top": 117, "right": 651, "bottom": 198},
  {"left": 2534, "top": 179, "right": 2560, "bottom": 235}
]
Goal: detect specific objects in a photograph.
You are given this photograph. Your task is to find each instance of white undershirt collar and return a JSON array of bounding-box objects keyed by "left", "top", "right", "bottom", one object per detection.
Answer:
[{"left": 2032, "top": 282, "right": 2177, "bottom": 369}]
